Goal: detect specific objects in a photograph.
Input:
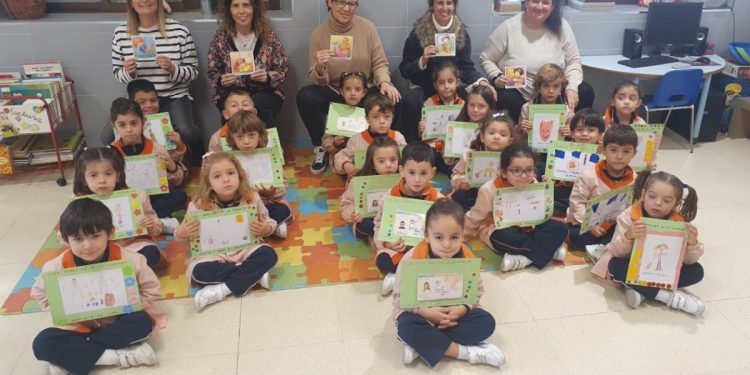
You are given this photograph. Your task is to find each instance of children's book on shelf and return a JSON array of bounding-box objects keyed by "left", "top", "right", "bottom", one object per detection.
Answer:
[
  {"left": 351, "top": 174, "right": 402, "bottom": 218},
  {"left": 631, "top": 124, "right": 664, "bottom": 172},
  {"left": 23, "top": 61, "right": 65, "bottom": 79},
  {"left": 230, "top": 51, "right": 256, "bottom": 75},
  {"left": 124, "top": 154, "right": 169, "bottom": 196},
  {"left": 422, "top": 105, "right": 463, "bottom": 140},
  {"left": 132, "top": 35, "right": 157, "bottom": 61},
  {"left": 444, "top": 121, "right": 479, "bottom": 158},
  {"left": 325, "top": 103, "right": 367, "bottom": 137},
  {"left": 544, "top": 140, "right": 601, "bottom": 183},
  {"left": 186, "top": 205, "right": 259, "bottom": 257},
  {"left": 435, "top": 33, "right": 457, "bottom": 57},
  {"left": 232, "top": 149, "right": 284, "bottom": 188},
  {"left": 399, "top": 258, "right": 481, "bottom": 308},
  {"left": 626, "top": 218, "right": 689, "bottom": 290},
  {"left": 493, "top": 182, "right": 554, "bottom": 229},
  {"left": 330, "top": 35, "right": 353, "bottom": 60},
  {"left": 76, "top": 189, "right": 147, "bottom": 240},
  {"left": 20, "top": 129, "right": 84, "bottom": 165},
  {"left": 528, "top": 104, "right": 567, "bottom": 152},
  {"left": 504, "top": 65, "right": 527, "bottom": 89},
  {"left": 465, "top": 151, "right": 501, "bottom": 187},
  {"left": 377, "top": 196, "right": 434, "bottom": 247},
  {"left": 580, "top": 185, "right": 633, "bottom": 234},
  {"left": 42, "top": 259, "right": 143, "bottom": 326},
  {"left": 144, "top": 113, "right": 176, "bottom": 150}
]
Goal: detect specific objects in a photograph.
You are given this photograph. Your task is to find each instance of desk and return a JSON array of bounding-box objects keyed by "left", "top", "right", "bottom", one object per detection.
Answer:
[{"left": 582, "top": 54, "right": 726, "bottom": 140}]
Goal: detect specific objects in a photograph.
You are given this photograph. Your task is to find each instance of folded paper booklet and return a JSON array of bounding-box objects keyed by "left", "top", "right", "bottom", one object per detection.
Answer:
[
  {"left": 544, "top": 140, "right": 601, "bottom": 183},
  {"left": 631, "top": 124, "right": 664, "bottom": 172},
  {"left": 435, "top": 33, "right": 457, "bottom": 57},
  {"left": 76, "top": 189, "right": 147, "bottom": 240},
  {"left": 220, "top": 128, "right": 284, "bottom": 164},
  {"left": 493, "top": 182, "right": 554, "bottom": 229},
  {"left": 144, "top": 112, "right": 176, "bottom": 150},
  {"left": 132, "top": 35, "right": 157, "bottom": 61},
  {"left": 352, "top": 174, "right": 402, "bottom": 218},
  {"left": 580, "top": 185, "right": 633, "bottom": 234},
  {"left": 187, "top": 205, "right": 259, "bottom": 257},
  {"left": 422, "top": 105, "right": 462, "bottom": 140},
  {"left": 399, "top": 258, "right": 481, "bottom": 308},
  {"left": 444, "top": 122, "right": 479, "bottom": 158},
  {"left": 325, "top": 103, "right": 367, "bottom": 137},
  {"left": 528, "top": 104, "right": 567, "bottom": 152},
  {"left": 124, "top": 154, "right": 169, "bottom": 195},
  {"left": 504, "top": 65, "right": 527, "bottom": 89},
  {"left": 465, "top": 151, "right": 501, "bottom": 188},
  {"left": 42, "top": 259, "right": 142, "bottom": 326},
  {"left": 230, "top": 51, "right": 255, "bottom": 75},
  {"left": 232, "top": 149, "right": 284, "bottom": 188},
  {"left": 354, "top": 146, "right": 404, "bottom": 169},
  {"left": 377, "top": 196, "right": 434, "bottom": 247},
  {"left": 330, "top": 35, "right": 353, "bottom": 60},
  {"left": 626, "top": 218, "right": 689, "bottom": 290}
]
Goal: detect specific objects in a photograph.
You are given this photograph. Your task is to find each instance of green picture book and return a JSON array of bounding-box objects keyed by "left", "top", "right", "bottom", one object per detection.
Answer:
[
  {"left": 325, "top": 103, "right": 367, "bottom": 137},
  {"left": 352, "top": 174, "right": 401, "bottom": 218},
  {"left": 399, "top": 258, "right": 481, "bottom": 308},
  {"left": 76, "top": 189, "right": 146, "bottom": 240},
  {"left": 493, "top": 182, "right": 553, "bottom": 228},
  {"left": 124, "top": 154, "right": 169, "bottom": 195},
  {"left": 465, "top": 151, "right": 501, "bottom": 187},
  {"left": 376, "top": 196, "right": 434, "bottom": 247},
  {"left": 544, "top": 140, "right": 602, "bottom": 183},
  {"left": 444, "top": 121, "right": 479, "bottom": 158},
  {"left": 187, "top": 205, "right": 260, "bottom": 257},
  {"left": 527, "top": 104, "right": 567, "bottom": 152},
  {"left": 422, "top": 105, "right": 463, "bottom": 140},
  {"left": 626, "top": 218, "right": 688, "bottom": 290},
  {"left": 232, "top": 148, "right": 284, "bottom": 188},
  {"left": 580, "top": 185, "right": 633, "bottom": 234},
  {"left": 42, "top": 259, "right": 143, "bottom": 326},
  {"left": 144, "top": 112, "right": 176, "bottom": 150}
]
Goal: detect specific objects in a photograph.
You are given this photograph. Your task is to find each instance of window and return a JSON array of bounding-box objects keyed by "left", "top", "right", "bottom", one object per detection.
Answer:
[{"left": 46, "top": 0, "right": 281, "bottom": 13}]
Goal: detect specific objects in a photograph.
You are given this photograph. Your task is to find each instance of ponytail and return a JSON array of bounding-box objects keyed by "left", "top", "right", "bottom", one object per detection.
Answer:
[{"left": 633, "top": 170, "right": 699, "bottom": 222}]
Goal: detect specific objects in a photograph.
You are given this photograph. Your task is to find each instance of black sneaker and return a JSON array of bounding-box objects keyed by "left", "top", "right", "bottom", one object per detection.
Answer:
[{"left": 310, "top": 146, "right": 328, "bottom": 175}]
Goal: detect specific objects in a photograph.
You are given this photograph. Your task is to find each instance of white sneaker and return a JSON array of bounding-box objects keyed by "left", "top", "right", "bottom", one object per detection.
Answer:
[
  {"left": 310, "top": 146, "right": 328, "bottom": 175},
  {"left": 381, "top": 273, "right": 396, "bottom": 296},
  {"left": 552, "top": 244, "right": 567, "bottom": 261},
  {"left": 585, "top": 244, "right": 605, "bottom": 262},
  {"left": 116, "top": 342, "right": 158, "bottom": 368},
  {"left": 666, "top": 290, "right": 705, "bottom": 316},
  {"left": 194, "top": 284, "right": 228, "bottom": 311},
  {"left": 275, "top": 222, "right": 288, "bottom": 239},
  {"left": 258, "top": 272, "right": 270, "bottom": 290},
  {"left": 402, "top": 344, "right": 418, "bottom": 364},
  {"left": 47, "top": 363, "right": 68, "bottom": 375},
  {"left": 625, "top": 287, "right": 644, "bottom": 309},
  {"left": 500, "top": 254, "right": 533, "bottom": 272},
  {"left": 466, "top": 343, "right": 506, "bottom": 367},
  {"left": 160, "top": 218, "right": 179, "bottom": 234}
]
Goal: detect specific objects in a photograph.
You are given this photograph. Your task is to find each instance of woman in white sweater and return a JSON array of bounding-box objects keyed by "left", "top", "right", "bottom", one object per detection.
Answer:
[{"left": 479, "top": 0, "right": 594, "bottom": 122}]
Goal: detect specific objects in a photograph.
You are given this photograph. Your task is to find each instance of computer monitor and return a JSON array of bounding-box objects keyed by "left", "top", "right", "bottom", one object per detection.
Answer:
[{"left": 644, "top": 2, "right": 703, "bottom": 47}]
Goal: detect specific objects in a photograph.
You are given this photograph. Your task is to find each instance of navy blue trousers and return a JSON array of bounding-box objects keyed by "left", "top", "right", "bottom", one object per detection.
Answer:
[
  {"left": 149, "top": 190, "right": 188, "bottom": 218},
  {"left": 451, "top": 188, "right": 479, "bottom": 212},
  {"left": 354, "top": 217, "right": 375, "bottom": 238},
  {"left": 138, "top": 245, "right": 161, "bottom": 267},
  {"left": 489, "top": 220, "right": 568, "bottom": 269},
  {"left": 191, "top": 246, "right": 278, "bottom": 296},
  {"left": 265, "top": 202, "right": 292, "bottom": 225},
  {"left": 568, "top": 224, "right": 616, "bottom": 250},
  {"left": 608, "top": 256, "right": 704, "bottom": 300}
]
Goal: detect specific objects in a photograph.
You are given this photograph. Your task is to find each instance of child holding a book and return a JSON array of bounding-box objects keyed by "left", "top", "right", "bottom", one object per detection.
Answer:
[
  {"left": 603, "top": 81, "right": 646, "bottom": 127},
  {"left": 393, "top": 199, "right": 504, "bottom": 368},
  {"left": 208, "top": 90, "right": 257, "bottom": 152},
  {"left": 517, "top": 64, "right": 574, "bottom": 139},
  {"left": 321, "top": 72, "right": 368, "bottom": 170}
]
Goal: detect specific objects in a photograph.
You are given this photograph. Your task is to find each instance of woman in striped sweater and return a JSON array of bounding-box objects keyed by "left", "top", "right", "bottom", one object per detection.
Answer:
[{"left": 111, "top": 0, "right": 200, "bottom": 145}]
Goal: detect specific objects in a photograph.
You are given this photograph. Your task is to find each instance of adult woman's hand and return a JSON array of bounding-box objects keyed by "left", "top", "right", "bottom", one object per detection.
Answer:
[
  {"left": 156, "top": 55, "right": 176, "bottom": 75},
  {"left": 124, "top": 58, "right": 137, "bottom": 76},
  {"left": 566, "top": 89, "right": 579, "bottom": 111},
  {"left": 250, "top": 69, "right": 269, "bottom": 83},
  {"left": 315, "top": 49, "right": 335, "bottom": 74},
  {"left": 380, "top": 81, "right": 401, "bottom": 103},
  {"left": 421, "top": 45, "right": 438, "bottom": 66},
  {"left": 221, "top": 73, "right": 240, "bottom": 87}
]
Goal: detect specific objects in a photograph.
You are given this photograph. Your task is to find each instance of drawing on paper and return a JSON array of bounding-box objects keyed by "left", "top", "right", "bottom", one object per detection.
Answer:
[
  {"left": 132, "top": 35, "right": 156, "bottom": 60},
  {"left": 393, "top": 210, "right": 426, "bottom": 238},
  {"left": 58, "top": 269, "right": 133, "bottom": 315},
  {"left": 366, "top": 189, "right": 388, "bottom": 213},
  {"left": 198, "top": 212, "right": 251, "bottom": 252},
  {"left": 417, "top": 273, "right": 463, "bottom": 301}
]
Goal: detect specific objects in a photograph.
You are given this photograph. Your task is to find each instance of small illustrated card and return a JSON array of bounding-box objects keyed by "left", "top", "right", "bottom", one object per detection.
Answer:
[
  {"left": 354, "top": 146, "right": 404, "bottom": 169},
  {"left": 232, "top": 149, "right": 284, "bottom": 188},
  {"left": 504, "top": 65, "right": 527, "bottom": 89},
  {"left": 144, "top": 112, "right": 176, "bottom": 150},
  {"left": 444, "top": 122, "right": 479, "bottom": 158},
  {"left": 325, "top": 103, "right": 367, "bottom": 137},
  {"left": 528, "top": 104, "right": 567, "bottom": 152},
  {"left": 493, "top": 182, "right": 553, "bottom": 229},
  {"left": 76, "top": 189, "right": 146, "bottom": 240},
  {"left": 544, "top": 140, "right": 602, "bottom": 182},
  {"left": 230, "top": 51, "right": 256, "bottom": 75},
  {"left": 465, "top": 151, "right": 502, "bottom": 188},
  {"left": 626, "top": 218, "right": 689, "bottom": 290},
  {"left": 580, "top": 185, "right": 633, "bottom": 234},
  {"left": 422, "top": 105, "right": 463, "bottom": 140},
  {"left": 187, "top": 205, "right": 259, "bottom": 257},
  {"left": 330, "top": 35, "right": 353, "bottom": 60},
  {"left": 631, "top": 123, "right": 664, "bottom": 172},
  {"left": 132, "top": 35, "right": 157, "bottom": 61},
  {"left": 377, "top": 196, "right": 434, "bottom": 247},
  {"left": 434, "top": 33, "right": 457, "bottom": 57},
  {"left": 124, "top": 154, "right": 169, "bottom": 195},
  {"left": 42, "top": 259, "right": 142, "bottom": 326},
  {"left": 399, "top": 258, "right": 481, "bottom": 308},
  {"left": 267, "top": 127, "right": 285, "bottom": 164},
  {"left": 352, "top": 174, "right": 402, "bottom": 218}
]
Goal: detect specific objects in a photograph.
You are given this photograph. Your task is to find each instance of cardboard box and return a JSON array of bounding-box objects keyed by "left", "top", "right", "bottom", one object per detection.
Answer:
[
  {"left": 728, "top": 97, "right": 750, "bottom": 139},
  {"left": 722, "top": 60, "right": 750, "bottom": 79}
]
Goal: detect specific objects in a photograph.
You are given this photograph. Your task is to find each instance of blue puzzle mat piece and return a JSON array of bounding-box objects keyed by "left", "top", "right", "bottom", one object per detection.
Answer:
[
  {"left": 332, "top": 225, "right": 358, "bottom": 245},
  {"left": 298, "top": 198, "right": 329, "bottom": 216}
]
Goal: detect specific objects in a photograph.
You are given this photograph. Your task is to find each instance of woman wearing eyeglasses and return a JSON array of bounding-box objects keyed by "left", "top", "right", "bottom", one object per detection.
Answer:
[
  {"left": 296, "top": 0, "right": 401, "bottom": 175},
  {"left": 207, "top": 0, "right": 289, "bottom": 128},
  {"left": 480, "top": 0, "right": 594, "bottom": 123},
  {"left": 399, "top": 0, "right": 493, "bottom": 142}
]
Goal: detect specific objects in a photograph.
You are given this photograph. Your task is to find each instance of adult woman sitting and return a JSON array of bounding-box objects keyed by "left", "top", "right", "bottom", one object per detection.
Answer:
[
  {"left": 296, "top": 0, "right": 401, "bottom": 175},
  {"left": 399, "top": 0, "right": 492, "bottom": 142},
  {"left": 480, "top": 0, "right": 594, "bottom": 122},
  {"left": 111, "top": 0, "right": 200, "bottom": 145},
  {"left": 207, "top": 0, "right": 289, "bottom": 128}
]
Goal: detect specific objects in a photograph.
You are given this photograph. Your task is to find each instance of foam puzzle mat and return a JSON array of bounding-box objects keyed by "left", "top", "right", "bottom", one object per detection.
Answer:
[{"left": 1, "top": 144, "right": 589, "bottom": 315}]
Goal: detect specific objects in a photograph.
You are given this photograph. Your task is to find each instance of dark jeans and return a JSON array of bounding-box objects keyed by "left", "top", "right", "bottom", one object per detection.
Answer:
[
  {"left": 489, "top": 220, "right": 568, "bottom": 269},
  {"left": 608, "top": 256, "right": 704, "bottom": 300},
  {"left": 354, "top": 217, "right": 375, "bottom": 238},
  {"left": 397, "top": 309, "right": 496, "bottom": 367},
  {"left": 265, "top": 202, "right": 292, "bottom": 225},
  {"left": 376, "top": 252, "right": 398, "bottom": 274},
  {"left": 432, "top": 148, "right": 454, "bottom": 176},
  {"left": 451, "top": 188, "right": 479, "bottom": 212},
  {"left": 216, "top": 91, "right": 283, "bottom": 128},
  {"left": 191, "top": 246, "right": 277, "bottom": 296},
  {"left": 138, "top": 245, "right": 161, "bottom": 267},
  {"left": 149, "top": 190, "right": 188, "bottom": 218},
  {"left": 494, "top": 81, "right": 595, "bottom": 123},
  {"left": 33, "top": 311, "right": 153, "bottom": 375},
  {"left": 553, "top": 184, "right": 573, "bottom": 210},
  {"left": 568, "top": 224, "right": 616, "bottom": 250}
]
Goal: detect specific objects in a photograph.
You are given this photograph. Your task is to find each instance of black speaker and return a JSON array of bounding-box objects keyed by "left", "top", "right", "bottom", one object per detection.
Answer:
[
  {"left": 692, "top": 26, "right": 709, "bottom": 56},
  {"left": 622, "top": 29, "right": 644, "bottom": 59}
]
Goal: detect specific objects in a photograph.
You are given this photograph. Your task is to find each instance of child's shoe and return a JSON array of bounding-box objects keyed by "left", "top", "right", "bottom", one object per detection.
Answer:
[
  {"left": 275, "top": 222, "right": 288, "bottom": 239},
  {"left": 258, "top": 272, "right": 270, "bottom": 290},
  {"left": 402, "top": 344, "right": 418, "bottom": 364},
  {"left": 500, "top": 254, "right": 533, "bottom": 272},
  {"left": 194, "top": 284, "right": 229, "bottom": 311},
  {"left": 625, "top": 287, "right": 644, "bottom": 309},
  {"left": 160, "top": 218, "right": 179, "bottom": 235},
  {"left": 665, "top": 290, "right": 705, "bottom": 316},
  {"left": 116, "top": 342, "right": 158, "bottom": 368},
  {"left": 552, "top": 244, "right": 567, "bottom": 261},
  {"left": 585, "top": 244, "right": 605, "bottom": 262},
  {"left": 310, "top": 146, "right": 328, "bottom": 175},
  {"left": 381, "top": 273, "right": 396, "bottom": 296},
  {"left": 466, "top": 343, "right": 506, "bottom": 367},
  {"left": 47, "top": 363, "right": 68, "bottom": 375}
]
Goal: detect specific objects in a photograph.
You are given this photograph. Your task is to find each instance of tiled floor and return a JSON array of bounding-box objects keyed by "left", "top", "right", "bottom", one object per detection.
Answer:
[{"left": 1, "top": 133, "right": 750, "bottom": 375}]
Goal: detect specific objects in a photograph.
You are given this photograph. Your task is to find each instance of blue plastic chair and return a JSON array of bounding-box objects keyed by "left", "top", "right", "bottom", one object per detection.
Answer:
[{"left": 643, "top": 69, "right": 703, "bottom": 153}]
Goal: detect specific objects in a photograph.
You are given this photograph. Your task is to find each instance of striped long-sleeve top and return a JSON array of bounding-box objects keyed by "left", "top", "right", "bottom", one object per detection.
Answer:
[{"left": 111, "top": 19, "right": 199, "bottom": 99}]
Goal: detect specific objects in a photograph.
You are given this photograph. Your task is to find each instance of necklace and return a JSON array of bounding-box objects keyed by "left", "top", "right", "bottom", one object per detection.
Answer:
[{"left": 235, "top": 31, "right": 256, "bottom": 51}]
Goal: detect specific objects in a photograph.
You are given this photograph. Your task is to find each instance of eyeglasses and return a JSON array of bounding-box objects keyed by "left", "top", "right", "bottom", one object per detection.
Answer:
[
  {"left": 506, "top": 167, "right": 536, "bottom": 177},
  {"left": 527, "top": 0, "right": 553, "bottom": 6},
  {"left": 333, "top": 0, "right": 359, "bottom": 10}
]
